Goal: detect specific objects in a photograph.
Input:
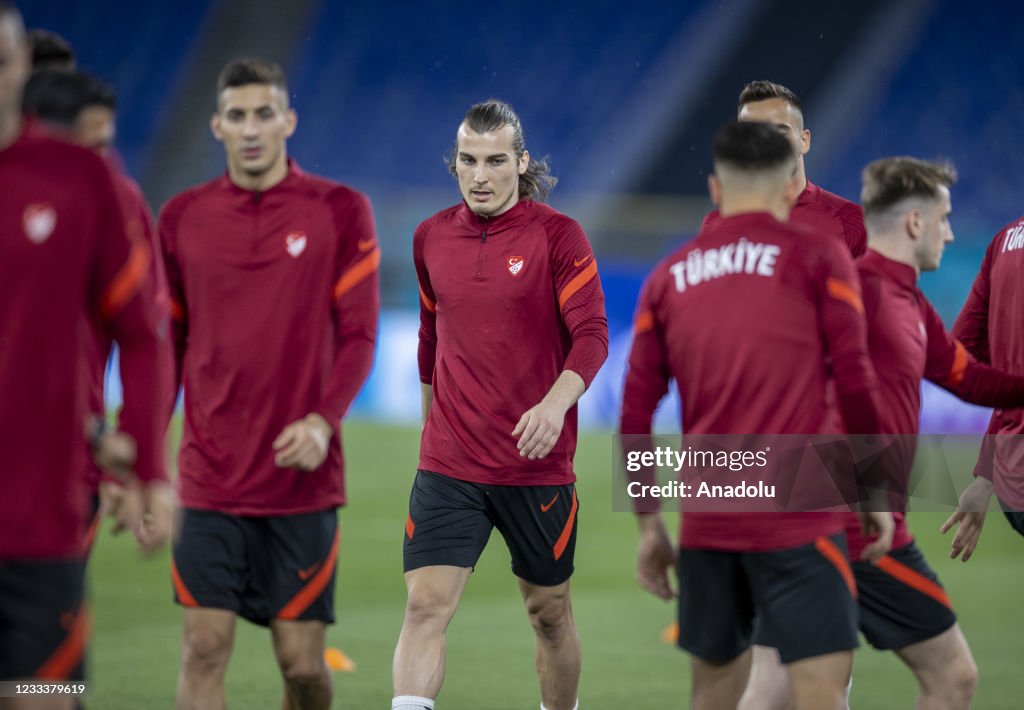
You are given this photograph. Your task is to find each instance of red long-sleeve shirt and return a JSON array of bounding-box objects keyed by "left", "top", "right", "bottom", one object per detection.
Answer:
[
  {"left": 0, "top": 127, "right": 169, "bottom": 559},
  {"left": 620, "top": 212, "right": 879, "bottom": 551},
  {"left": 846, "top": 249, "right": 1024, "bottom": 558},
  {"left": 702, "top": 180, "right": 867, "bottom": 257},
  {"left": 953, "top": 215, "right": 1024, "bottom": 508},
  {"left": 159, "top": 161, "right": 378, "bottom": 514},
  {"left": 416, "top": 199, "right": 608, "bottom": 486},
  {"left": 82, "top": 169, "right": 172, "bottom": 493}
]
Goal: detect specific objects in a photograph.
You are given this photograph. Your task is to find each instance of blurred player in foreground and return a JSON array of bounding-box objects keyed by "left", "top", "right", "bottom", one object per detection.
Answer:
[
  {"left": 621, "top": 121, "right": 892, "bottom": 710},
  {"left": 392, "top": 99, "right": 608, "bottom": 710},
  {"left": 0, "top": 2, "right": 172, "bottom": 704},
  {"left": 160, "top": 58, "right": 378, "bottom": 710},
  {"left": 22, "top": 66, "right": 171, "bottom": 553}
]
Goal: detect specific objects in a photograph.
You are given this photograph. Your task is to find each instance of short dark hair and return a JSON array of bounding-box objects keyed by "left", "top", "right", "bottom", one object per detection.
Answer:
[
  {"left": 216, "top": 58, "right": 287, "bottom": 104},
  {"left": 448, "top": 99, "right": 557, "bottom": 202},
  {"left": 28, "top": 29, "right": 74, "bottom": 70},
  {"left": 861, "top": 157, "right": 957, "bottom": 217},
  {"left": 22, "top": 69, "right": 115, "bottom": 127},
  {"left": 713, "top": 121, "right": 795, "bottom": 173},
  {"left": 738, "top": 80, "right": 801, "bottom": 112}
]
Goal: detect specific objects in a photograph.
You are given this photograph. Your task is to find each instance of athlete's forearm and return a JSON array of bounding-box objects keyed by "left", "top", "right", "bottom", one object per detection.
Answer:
[
  {"left": 542, "top": 370, "right": 586, "bottom": 413},
  {"left": 421, "top": 383, "right": 433, "bottom": 424}
]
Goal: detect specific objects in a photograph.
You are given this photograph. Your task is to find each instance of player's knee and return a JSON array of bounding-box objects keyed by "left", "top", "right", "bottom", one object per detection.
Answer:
[
  {"left": 404, "top": 587, "right": 459, "bottom": 628},
  {"left": 525, "top": 592, "right": 572, "bottom": 645},
  {"left": 945, "top": 654, "right": 978, "bottom": 702},
  {"left": 181, "top": 626, "right": 232, "bottom": 674},
  {"left": 279, "top": 654, "right": 329, "bottom": 685}
]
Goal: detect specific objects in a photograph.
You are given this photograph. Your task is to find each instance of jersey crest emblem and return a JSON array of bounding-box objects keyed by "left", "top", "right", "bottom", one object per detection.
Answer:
[
  {"left": 23, "top": 203, "right": 57, "bottom": 244},
  {"left": 285, "top": 231, "right": 307, "bottom": 258},
  {"left": 507, "top": 255, "right": 524, "bottom": 276}
]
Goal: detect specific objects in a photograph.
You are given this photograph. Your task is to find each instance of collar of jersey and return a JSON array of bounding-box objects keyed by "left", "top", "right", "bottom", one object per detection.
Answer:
[
  {"left": 862, "top": 248, "right": 918, "bottom": 291},
  {"left": 795, "top": 179, "right": 820, "bottom": 209},
  {"left": 455, "top": 198, "right": 534, "bottom": 235},
  {"left": 218, "top": 158, "right": 303, "bottom": 197}
]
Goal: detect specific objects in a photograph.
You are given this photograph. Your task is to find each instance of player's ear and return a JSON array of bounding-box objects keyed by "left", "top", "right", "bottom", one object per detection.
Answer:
[
  {"left": 518, "top": 150, "right": 530, "bottom": 175},
  {"left": 801, "top": 129, "right": 811, "bottom": 156},
  {"left": 708, "top": 174, "right": 722, "bottom": 207},
  {"left": 284, "top": 108, "right": 298, "bottom": 139},
  {"left": 210, "top": 112, "right": 223, "bottom": 142},
  {"left": 905, "top": 208, "right": 922, "bottom": 240}
]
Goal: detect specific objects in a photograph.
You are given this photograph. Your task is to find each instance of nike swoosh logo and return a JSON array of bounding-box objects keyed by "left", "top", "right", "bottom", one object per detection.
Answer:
[
  {"left": 298, "top": 562, "right": 321, "bottom": 581},
  {"left": 358, "top": 238, "right": 377, "bottom": 252},
  {"left": 573, "top": 255, "right": 592, "bottom": 268},
  {"left": 540, "top": 492, "right": 560, "bottom": 513}
]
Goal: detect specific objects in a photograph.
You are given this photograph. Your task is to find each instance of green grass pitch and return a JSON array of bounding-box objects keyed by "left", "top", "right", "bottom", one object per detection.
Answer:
[{"left": 85, "top": 421, "right": 1024, "bottom": 708}]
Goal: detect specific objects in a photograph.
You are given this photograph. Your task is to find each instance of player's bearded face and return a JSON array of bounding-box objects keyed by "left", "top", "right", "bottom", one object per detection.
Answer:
[
  {"left": 454, "top": 123, "right": 528, "bottom": 217},
  {"left": 916, "top": 187, "right": 954, "bottom": 271},
  {"left": 212, "top": 84, "right": 296, "bottom": 177}
]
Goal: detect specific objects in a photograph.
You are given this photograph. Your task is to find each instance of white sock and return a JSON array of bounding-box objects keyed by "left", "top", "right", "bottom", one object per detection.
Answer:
[
  {"left": 541, "top": 702, "right": 579, "bottom": 710},
  {"left": 392, "top": 696, "right": 435, "bottom": 710},
  {"left": 845, "top": 676, "right": 853, "bottom": 707}
]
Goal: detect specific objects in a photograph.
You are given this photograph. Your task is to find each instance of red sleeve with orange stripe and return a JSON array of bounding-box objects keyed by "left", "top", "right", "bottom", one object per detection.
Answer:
[
  {"left": 922, "top": 295, "right": 1024, "bottom": 407},
  {"left": 313, "top": 189, "right": 380, "bottom": 426},
  {"left": 619, "top": 273, "right": 672, "bottom": 513},
  {"left": 546, "top": 215, "right": 608, "bottom": 388},
  {"left": 414, "top": 218, "right": 438, "bottom": 385},
  {"left": 90, "top": 160, "right": 170, "bottom": 483},
  {"left": 156, "top": 196, "right": 190, "bottom": 403},
  {"left": 820, "top": 243, "right": 880, "bottom": 434}
]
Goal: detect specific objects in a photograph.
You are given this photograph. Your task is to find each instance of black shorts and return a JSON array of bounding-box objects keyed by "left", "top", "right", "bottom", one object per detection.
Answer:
[
  {"left": 0, "top": 559, "right": 88, "bottom": 681},
  {"left": 403, "top": 470, "right": 578, "bottom": 587},
  {"left": 681, "top": 534, "right": 859, "bottom": 664},
  {"left": 172, "top": 508, "right": 339, "bottom": 626},
  {"left": 854, "top": 541, "right": 956, "bottom": 650},
  {"left": 998, "top": 497, "right": 1024, "bottom": 537}
]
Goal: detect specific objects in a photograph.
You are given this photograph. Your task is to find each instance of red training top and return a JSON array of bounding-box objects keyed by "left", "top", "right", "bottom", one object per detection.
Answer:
[
  {"left": 620, "top": 212, "right": 879, "bottom": 552},
  {"left": 416, "top": 199, "right": 608, "bottom": 486},
  {"left": 845, "top": 250, "right": 1024, "bottom": 558},
  {"left": 159, "top": 161, "right": 378, "bottom": 515},
  {"left": 0, "top": 126, "right": 169, "bottom": 559},
  {"left": 82, "top": 168, "right": 172, "bottom": 494},
  {"left": 953, "top": 215, "right": 1024, "bottom": 509},
  {"left": 702, "top": 180, "right": 867, "bottom": 257}
]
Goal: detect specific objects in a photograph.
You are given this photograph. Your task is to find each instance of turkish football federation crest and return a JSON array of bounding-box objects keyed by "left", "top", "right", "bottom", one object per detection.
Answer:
[
  {"left": 23, "top": 203, "right": 57, "bottom": 244},
  {"left": 285, "top": 231, "right": 307, "bottom": 258},
  {"left": 507, "top": 255, "right": 524, "bottom": 276}
]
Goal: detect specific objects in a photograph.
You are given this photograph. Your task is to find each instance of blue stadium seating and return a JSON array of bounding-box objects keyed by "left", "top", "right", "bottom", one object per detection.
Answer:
[{"left": 21, "top": 0, "right": 213, "bottom": 178}]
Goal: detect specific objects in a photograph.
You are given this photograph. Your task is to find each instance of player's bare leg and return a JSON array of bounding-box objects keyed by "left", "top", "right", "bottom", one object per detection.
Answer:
[
  {"left": 895, "top": 624, "right": 977, "bottom": 710},
  {"left": 786, "top": 650, "right": 851, "bottom": 710},
  {"left": 392, "top": 565, "right": 472, "bottom": 699},
  {"left": 518, "top": 579, "right": 580, "bottom": 710},
  {"left": 177, "top": 608, "right": 236, "bottom": 710},
  {"left": 738, "top": 645, "right": 794, "bottom": 710},
  {"left": 270, "top": 619, "right": 331, "bottom": 710},
  {"left": 690, "top": 649, "right": 752, "bottom": 709}
]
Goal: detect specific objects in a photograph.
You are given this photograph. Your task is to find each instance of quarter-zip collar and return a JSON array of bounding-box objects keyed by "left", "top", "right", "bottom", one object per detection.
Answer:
[
  {"left": 218, "top": 158, "right": 304, "bottom": 200},
  {"left": 455, "top": 198, "right": 535, "bottom": 237},
  {"left": 861, "top": 248, "right": 918, "bottom": 292}
]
